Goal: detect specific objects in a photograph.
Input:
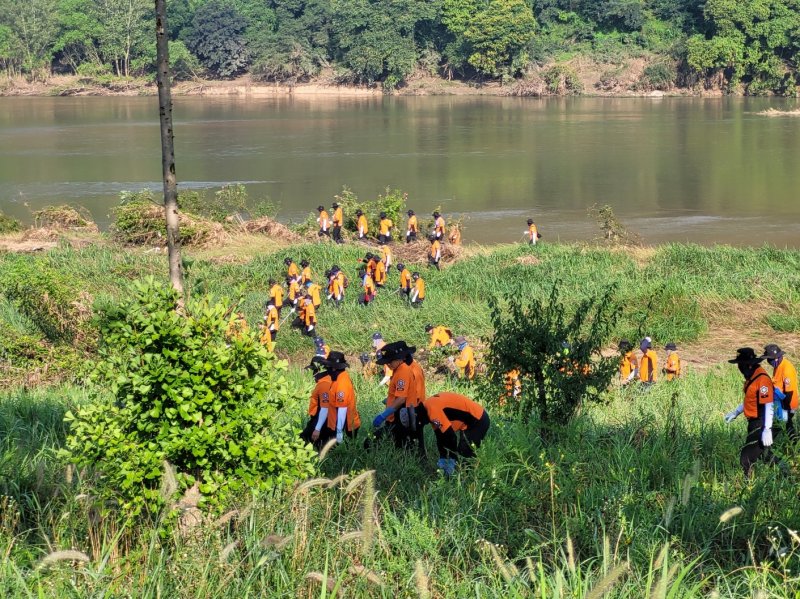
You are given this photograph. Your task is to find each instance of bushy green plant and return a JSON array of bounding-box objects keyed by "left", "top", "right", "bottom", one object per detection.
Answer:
[
  {"left": 63, "top": 278, "right": 316, "bottom": 518},
  {"left": 482, "top": 282, "right": 620, "bottom": 428},
  {"left": 0, "top": 211, "right": 21, "bottom": 234},
  {"left": 638, "top": 60, "right": 677, "bottom": 90},
  {"left": 112, "top": 193, "right": 222, "bottom": 246},
  {"left": 543, "top": 64, "right": 583, "bottom": 95}
]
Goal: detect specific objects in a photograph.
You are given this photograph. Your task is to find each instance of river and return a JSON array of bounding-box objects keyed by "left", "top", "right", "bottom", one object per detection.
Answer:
[{"left": 1, "top": 95, "right": 798, "bottom": 246}]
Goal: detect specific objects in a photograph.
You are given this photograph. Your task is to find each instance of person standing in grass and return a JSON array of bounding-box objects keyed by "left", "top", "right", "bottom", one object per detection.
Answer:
[
  {"left": 359, "top": 268, "right": 376, "bottom": 306},
  {"left": 356, "top": 209, "right": 368, "bottom": 240},
  {"left": 451, "top": 336, "right": 475, "bottom": 380},
  {"left": 285, "top": 256, "right": 300, "bottom": 280},
  {"left": 317, "top": 205, "right": 330, "bottom": 238},
  {"left": 300, "top": 259, "right": 312, "bottom": 285},
  {"left": 415, "top": 392, "right": 490, "bottom": 475},
  {"left": 305, "top": 279, "right": 322, "bottom": 310},
  {"left": 525, "top": 218, "right": 540, "bottom": 245},
  {"left": 261, "top": 298, "right": 279, "bottom": 351},
  {"left": 724, "top": 348, "right": 775, "bottom": 478},
  {"left": 638, "top": 337, "right": 658, "bottom": 385},
  {"left": 327, "top": 352, "right": 361, "bottom": 443},
  {"left": 268, "top": 278, "right": 284, "bottom": 315},
  {"left": 372, "top": 340, "right": 427, "bottom": 454},
  {"left": 618, "top": 340, "right": 638, "bottom": 385},
  {"left": 764, "top": 344, "right": 798, "bottom": 441},
  {"left": 326, "top": 267, "right": 344, "bottom": 307},
  {"left": 398, "top": 262, "right": 412, "bottom": 299},
  {"left": 286, "top": 275, "right": 301, "bottom": 310},
  {"left": 406, "top": 209, "right": 418, "bottom": 243},
  {"left": 426, "top": 324, "right": 453, "bottom": 349},
  {"left": 410, "top": 272, "right": 425, "bottom": 307},
  {"left": 429, "top": 235, "right": 442, "bottom": 271},
  {"left": 300, "top": 356, "right": 335, "bottom": 448},
  {"left": 374, "top": 255, "right": 387, "bottom": 288},
  {"left": 380, "top": 243, "right": 392, "bottom": 273},
  {"left": 331, "top": 201, "right": 344, "bottom": 244},
  {"left": 378, "top": 211, "right": 393, "bottom": 244},
  {"left": 664, "top": 343, "right": 681, "bottom": 380}
]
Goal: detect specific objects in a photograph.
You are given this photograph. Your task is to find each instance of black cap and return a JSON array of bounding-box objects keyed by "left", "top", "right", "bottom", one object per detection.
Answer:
[
  {"left": 664, "top": 343, "right": 677, "bottom": 351},
  {"left": 332, "top": 202, "right": 339, "bottom": 208},
  {"left": 397, "top": 262, "right": 405, "bottom": 270},
  {"left": 321, "top": 351, "right": 349, "bottom": 370},
  {"left": 425, "top": 324, "right": 434, "bottom": 332},
  {"left": 618, "top": 339, "right": 631, "bottom": 351},
  {"left": 407, "top": 209, "right": 414, "bottom": 215},
  {"left": 380, "top": 211, "right": 387, "bottom": 218},
  {"left": 433, "top": 211, "right": 440, "bottom": 217},
  {"left": 376, "top": 341, "right": 416, "bottom": 365},
  {"left": 300, "top": 259, "right": 309, "bottom": 267},
  {"left": 317, "top": 205, "right": 325, "bottom": 211},
  {"left": 728, "top": 347, "right": 765, "bottom": 364},
  {"left": 412, "top": 271, "right": 420, "bottom": 279},
  {"left": 284, "top": 257, "right": 292, "bottom": 264},
  {"left": 356, "top": 209, "right": 363, "bottom": 215},
  {"left": 527, "top": 218, "right": 534, "bottom": 225},
  {"left": 764, "top": 344, "right": 784, "bottom": 360}
]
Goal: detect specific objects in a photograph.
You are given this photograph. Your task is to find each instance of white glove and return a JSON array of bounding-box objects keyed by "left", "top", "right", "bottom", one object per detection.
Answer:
[
  {"left": 308, "top": 325, "right": 314, "bottom": 331},
  {"left": 761, "top": 428, "right": 773, "bottom": 447},
  {"left": 724, "top": 405, "right": 744, "bottom": 423}
]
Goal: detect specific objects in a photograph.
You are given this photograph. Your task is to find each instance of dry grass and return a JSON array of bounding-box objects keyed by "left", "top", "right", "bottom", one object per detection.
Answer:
[
  {"left": 758, "top": 108, "right": 800, "bottom": 117},
  {"left": 240, "top": 217, "right": 302, "bottom": 243}
]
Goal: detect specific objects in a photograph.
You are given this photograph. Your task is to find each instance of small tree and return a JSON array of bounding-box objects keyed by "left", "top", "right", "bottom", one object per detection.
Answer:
[
  {"left": 64, "top": 279, "right": 316, "bottom": 518},
  {"left": 483, "top": 282, "right": 621, "bottom": 432},
  {"left": 184, "top": 0, "right": 250, "bottom": 78}
]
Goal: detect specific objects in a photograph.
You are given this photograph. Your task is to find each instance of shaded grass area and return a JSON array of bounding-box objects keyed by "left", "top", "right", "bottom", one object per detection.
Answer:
[{"left": 2, "top": 370, "right": 799, "bottom": 596}]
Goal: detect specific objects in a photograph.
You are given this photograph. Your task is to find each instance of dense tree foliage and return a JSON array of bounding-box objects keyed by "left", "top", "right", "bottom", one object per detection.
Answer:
[{"left": 0, "top": 0, "right": 797, "bottom": 93}]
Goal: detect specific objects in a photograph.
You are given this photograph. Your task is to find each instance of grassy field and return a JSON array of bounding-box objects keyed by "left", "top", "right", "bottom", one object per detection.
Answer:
[{"left": 1, "top": 236, "right": 800, "bottom": 596}]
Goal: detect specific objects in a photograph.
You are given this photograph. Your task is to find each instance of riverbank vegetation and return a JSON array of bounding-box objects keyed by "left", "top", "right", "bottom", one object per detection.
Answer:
[
  {"left": 1, "top": 0, "right": 799, "bottom": 96},
  {"left": 1, "top": 192, "right": 799, "bottom": 596}
]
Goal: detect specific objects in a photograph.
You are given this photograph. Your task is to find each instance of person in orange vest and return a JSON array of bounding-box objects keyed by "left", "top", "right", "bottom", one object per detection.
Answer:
[
  {"left": 359, "top": 268, "right": 376, "bottom": 306},
  {"left": 371, "top": 340, "right": 427, "bottom": 454},
  {"left": 618, "top": 340, "right": 638, "bottom": 385},
  {"left": 428, "top": 234, "right": 442, "bottom": 271},
  {"left": 331, "top": 201, "right": 344, "bottom": 244},
  {"left": 305, "top": 279, "right": 322, "bottom": 309},
  {"left": 397, "top": 262, "right": 412, "bottom": 299},
  {"left": 501, "top": 369, "right": 522, "bottom": 406},
  {"left": 410, "top": 272, "right": 425, "bottom": 307},
  {"left": 663, "top": 343, "right": 681, "bottom": 381},
  {"left": 406, "top": 209, "right": 418, "bottom": 243},
  {"left": 724, "top": 348, "right": 776, "bottom": 478},
  {"left": 334, "top": 266, "right": 348, "bottom": 300},
  {"left": 285, "top": 256, "right": 300, "bottom": 280},
  {"left": 524, "top": 218, "right": 540, "bottom": 245},
  {"left": 268, "top": 278, "right": 284, "bottom": 315},
  {"left": 373, "top": 256, "right": 387, "bottom": 288},
  {"left": 317, "top": 205, "right": 330, "bottom": 238},
  {"left": 356, "top": 209, "right": 368, "bottom": 240},
  {"left": 360, "top": 252, "right": 378, "bottom": 277},
  {"left": 292, "top": 293, "right": 316, "bottom": 336},
  {"left": 300, "top": 259, "right": 313, "bottom": 285},
  {"left": 300, "top": 356, "right": 335, "bottom": 448},
  {"left": 326, "top": 267, "right": 344, "bottom": 307},
  {"left": 764, "top": 344, "right": 798, "bottom": 441},
  {"left": 638, "top": 337, "right": 658, "bottom": 385},
  {"left": 426, "top": 324, "right": 453, "bottom": 349},
  {"left": 380, "top": 243, "right": 392, "bottom": 273},
  {"left": 415, "top": 392, "right": 490, "bottom": 475},
  {"left": 432, "top": 211, "right": 445, "bottom": 241},
  {"left": 261, "top": 298, "right": 280, "bottom": 348},
  {"left": 451, "top": 336, "right": 475, "bottom": 380},
  {"left": 286, "top": 275, "right": 301, "bottom": 310},
  {"left": 378, "top": 211, "right": 393, "bottom": 244},
  {"left": 327, "top": 352, "right": 361, "bottom": 443}
]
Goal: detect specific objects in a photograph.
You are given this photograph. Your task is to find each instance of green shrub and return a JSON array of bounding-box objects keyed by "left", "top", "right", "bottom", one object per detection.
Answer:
[
  {"left": 63, "top": 279, "right": 316, "bottom": 518},
  {"left": 0, "top": 211, "right": 21, "bottom": 234},
  {"left": 638, "top": 60, "right": 677, "bottom": 91},
  {"left": 112, "top": 193, "right": 223, "bottom": 246},
  {"left": 543, "top": 64, "right": 583, "bottom": 95},
  {"left": 482, "top": 282, "right": 620, "bottom": 428}
]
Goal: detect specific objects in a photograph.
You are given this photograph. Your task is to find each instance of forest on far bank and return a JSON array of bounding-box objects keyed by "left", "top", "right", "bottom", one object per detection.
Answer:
[{"left": 0, "top": 0, "right": 798, "bottom": 96}]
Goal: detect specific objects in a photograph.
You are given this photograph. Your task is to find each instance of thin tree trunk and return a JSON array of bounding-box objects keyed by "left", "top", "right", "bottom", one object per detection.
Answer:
[{"left": 155, "top": 0, "right": 183, "bottom": 294}]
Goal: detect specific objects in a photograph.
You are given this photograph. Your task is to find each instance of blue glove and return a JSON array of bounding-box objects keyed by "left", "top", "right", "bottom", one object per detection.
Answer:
[
  {"left": 443, "top": 458, "right": 456, "bottom": 476},
  {"left": 372, "top": 408, "right": 394, "bottom": 428},
  {"left": 436, "top": 458, "right": 446, "bottom": 470}
]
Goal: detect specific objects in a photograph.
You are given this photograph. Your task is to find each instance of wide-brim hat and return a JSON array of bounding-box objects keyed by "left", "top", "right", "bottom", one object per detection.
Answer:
[
  {"left": 321, "top": 351, "right": 349, "bottom": 370},
  {"left": 764, "top": 344, "right": 784, "bottom": 360},
  {"left": 304, "top": 355, "right": 327, "bottom": 371},
  {"left": 728, "top": 347, "right": 765, "bottom": 364},
  {"left": 376, "top": 340, "right": 416, "bottom": 365}
]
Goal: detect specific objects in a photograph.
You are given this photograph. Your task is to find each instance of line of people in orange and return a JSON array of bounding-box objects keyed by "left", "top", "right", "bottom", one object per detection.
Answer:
[{"left": 618, "top": 337, "right": 681, "bottom": 386}]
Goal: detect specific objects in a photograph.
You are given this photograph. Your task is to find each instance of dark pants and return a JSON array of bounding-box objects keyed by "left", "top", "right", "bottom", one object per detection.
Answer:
[
  {"left": 378, "top": 234, "right": 391, "bottom": 244},
  {"left": 268, "top": 330, "right": 277, "bottom": 341},
  {"left": 411, "top": 298, "right": 423, "bottom": 308},
  {"left": 332, "top": 226, "right": 343, "bottom": 244},
  {"left": 299, "top": 419, "right": 334, "bottom": 449},
  {"left": 367, "top": 420, "right": 425, "bottom": 456},
  {"left": 740, "top": 418, "right": 775, "bottom": 478},
  {"left": 439, "top": 412, "right": 490, "bottom": 459},
  {"left": 428, "top": 256, "right": 440, "bottom": 271},
  {"left": 318, "top": 229, "right": 330, "bottom": 238},
  {"left": 782, "top": 400, "right": 797, "bottom": 442},
  {"left": 406, "top": 232, "right": 417, "bottom": 244}
]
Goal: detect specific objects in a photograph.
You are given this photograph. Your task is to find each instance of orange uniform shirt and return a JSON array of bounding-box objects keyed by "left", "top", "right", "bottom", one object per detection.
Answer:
[
  {"left": 620, "top": 351, "right": 637, "bottom": 380},
  {"left": 379, "top": 218, "right": 393, "bottom": 235},
  {"left": 423, "top": 392, "right": 484, "bottom": 433},
  {"left": 455, "top": 345, "right": 475, "bottom": 380},
  {"left": 303, "top": 302, "right": 316, "bottom": 326},
  {"left": 639, "top": 349, "right": 658, "bottom": 383},
  {"left": 357, "top": 215, "right": 368, "bottom": 235},
  {"left": 287, "top": 279, "right": 300, "bottom": 302},
  {"left": 332, "top": 206, "right": 343, "bottom": 226},
  {"left": 430, "top": 240, "right": 441, "bottom": 261},
  {"left": 265, "top": 305, "right": 279, "bottom": 331},
  {"left": 269, "top": 284, "right": 284, "bottom": 309},
  {"left": 387, "top": 360, "right": 427, "bottom": 422},
  {"left": 374, "top": 260, "right": 387, "bottom": 285},
  {"left": 665, "top": 352, "right": 681, "bottom": 381},
  {"left": 528, "top": 223, "right": 538, "bottom": 241},
  {"left": 743, "top": 366, "right": 774, "bottom": 419},
  {"left": 318, "top": 210, "right": 330, "bottom": 229},
  {"left": 329, "top": 275, "right": 344, "bottom": 297},
  {"left": 331, "top": 371, "right": 361, "bottom": 431},
  {"left": 428, "top": 326, "right": 452, "bottom": 348},
  {"left": 307, "top": 283, "right": 322, "bottom": 307},
  {"left": 414, "top": 278, "right": 425, "bottom": 300},
  {"left": 301, "top": 266, "right": 312, "bottom": 285},
  {"left": 308, "top": 374, "right": 333, "bottom": 418},
  {"left": 407, "top": 215, "right": 418, "bottom": 233},
  {"left": 773, "top": 358, "right": 798, "bottom": 410},
  {"left": 287, "top": 262, "right": 299, "bottom": 279},
  {"left": 434, "top": 216, "right": 446, "bottom": 236},
  {"left": 363, "top": 274, "right": 375, "bottom": 295},
  {"left": 400, "top": 268, "right": 412, "bottom": 290}
]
